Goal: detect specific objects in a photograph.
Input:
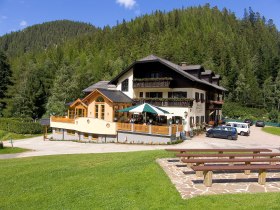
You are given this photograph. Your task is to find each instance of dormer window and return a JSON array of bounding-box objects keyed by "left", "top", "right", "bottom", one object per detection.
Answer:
[{"left": 121, "top": 79, "right": 129, "bottom": 92}]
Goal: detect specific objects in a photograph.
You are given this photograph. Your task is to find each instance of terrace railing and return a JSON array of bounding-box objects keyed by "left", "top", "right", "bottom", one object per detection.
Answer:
[
  {"left": 51, "top": 116, "right": 75, "bottom": 124},
  {"left": 117, "top": 123, "right": 183, "bottom": 136},
  {"left": 133, "top": 98, "right": 194, "bottom": 108}
]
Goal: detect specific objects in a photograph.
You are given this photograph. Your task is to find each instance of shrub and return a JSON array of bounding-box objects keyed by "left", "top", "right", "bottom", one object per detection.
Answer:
[
  {"left": 0, "top": 141, "right": 3, "bottom": 149},
  {"left": 0, "top": 118, "right": 43, "bottom": 134},
  {"left": 268, "top": 110, "right": 279, "bottom": 123}
]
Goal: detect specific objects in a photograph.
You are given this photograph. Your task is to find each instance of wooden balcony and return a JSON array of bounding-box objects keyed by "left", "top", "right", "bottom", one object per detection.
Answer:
[
  {"left": 206, "top": 100, "right": 223, "bottom": 110},
  {"left": 133, "top": 98, "right": 194, "bottom": 108},
  {"left": 117, "top": 123, "right": 183, "bottom": 136},
  {"left": 133, "top": 78, "right": 172, "bottom": 88},
  {"left": 51, "top": 116, "right": 75, "bottom": 124}
]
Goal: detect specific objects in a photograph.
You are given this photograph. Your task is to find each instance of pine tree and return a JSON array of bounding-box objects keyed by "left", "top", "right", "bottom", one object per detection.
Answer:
[{"left": 0, "top": 51, "right": 12, "bottom": 116}]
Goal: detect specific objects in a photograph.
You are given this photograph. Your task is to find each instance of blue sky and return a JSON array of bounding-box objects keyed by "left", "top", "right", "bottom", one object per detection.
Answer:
[{"left": 0, "top": 0, "right": 279, "bottom": 36}]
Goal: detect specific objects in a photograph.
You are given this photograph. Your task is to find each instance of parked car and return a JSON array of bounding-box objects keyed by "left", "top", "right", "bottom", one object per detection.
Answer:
[
  {"left": 255, "top": 120, "right": 265, "bottom": 127},
  {"left": 244, "top": 119, "right": 253, "bottom": 126},
  {"left": 206, "top": 126, "right": 238, "bottom": 140},
  {"left": 226, "top": 122, "right": 250, "bottom": 136}
]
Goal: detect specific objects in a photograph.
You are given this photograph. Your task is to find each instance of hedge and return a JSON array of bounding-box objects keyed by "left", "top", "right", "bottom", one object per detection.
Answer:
[{"left": 0, "top": 118, "right": 43, "bottom": 134}]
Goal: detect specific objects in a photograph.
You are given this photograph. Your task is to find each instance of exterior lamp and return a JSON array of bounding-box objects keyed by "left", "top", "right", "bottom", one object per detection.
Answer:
[
  {"left": 149, "top": 119, "right": 153, "bottom": 124},
  {"left": 184, "top": 111, "right": 188, "bottom": 118}
]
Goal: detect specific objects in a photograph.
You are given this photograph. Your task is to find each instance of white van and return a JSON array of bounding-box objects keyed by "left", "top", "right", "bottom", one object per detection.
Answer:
[{"left": 225, "top": 122, "right": 250, "bottom": 136}]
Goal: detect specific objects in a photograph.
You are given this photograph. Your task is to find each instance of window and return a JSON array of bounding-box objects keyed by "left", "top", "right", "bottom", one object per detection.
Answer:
[
  {"left": 189, "top": 117, "right": 194, "bottom": 126},
  {"left": 195, "top": 92, "right": 200, "bottom": 102},
  {"left": 55, "top": 128, "right": 62, "bottom": 134},
  {"left": 146, "top": 92, "right": 162, "bottom": 98},
  {"left": 139, "top": 92, "right": 143, "bottom": 98},
  {"left": 200, "top": 93, "right": 205, "bottom": 102},
  {"left": 196, "top": 116, "right": 200, "bottom": 124},
  {"left": 146, "top": 72, "right": 162, "bottom": 78},
  {"left": 101, "top": 105, "right": 105, "bottom": 120},
  {"left": 95, "top": 105, "right": 99, "bottom": 118},
  {"left": 168, "top": 92, "right": 187, "bottom": 98},
  {"left": 83, "top": 133, "right": 89, "bottom": 139},
  {"left": 96, "top": 96, "right": 104, "bottom": 102},
  {"left": 201, "top": 116, "right": 205, "bottom": 123},
  {"left": 121, "top": 79, "right": 129, "bottom": 92},
  {"left": 67, "top": 130, "right": 75, "bottom": 136}
]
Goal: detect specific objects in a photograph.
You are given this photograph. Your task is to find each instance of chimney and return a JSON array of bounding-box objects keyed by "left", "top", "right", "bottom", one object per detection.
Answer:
[{"left": 180, "top": 62, "right": 187, "bottom": 67}]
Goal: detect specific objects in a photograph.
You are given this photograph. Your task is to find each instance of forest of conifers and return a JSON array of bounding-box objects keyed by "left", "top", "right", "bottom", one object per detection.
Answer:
[{"left": 0, "top": 5, "right": 279, "bottom": 120}]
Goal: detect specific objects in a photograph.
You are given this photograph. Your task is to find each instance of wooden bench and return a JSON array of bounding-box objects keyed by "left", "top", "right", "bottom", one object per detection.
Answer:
[
  {"left": 182, "top": 158, "right": 280, "bottom": 176},
  {"left": 166, "top": 148, "right": 272, "bottom": 154},
  {"left": 191, "top": 164, "right": 280, "bottom": 187},
  {"left": 177, "top": 153, "right": 280, "bottom": 159}
]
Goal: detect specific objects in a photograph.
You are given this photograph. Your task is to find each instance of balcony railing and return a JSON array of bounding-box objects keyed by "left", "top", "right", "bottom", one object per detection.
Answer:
[
  {"left": 51, "top": 116, "right": 75, "bottom": 124},
  {"left": 207, "top": 100, "right": 224, "bottom": 105},
  {"left": 205, "top": 100, "right": 224, "bottom": 110},
  {"left": 133, "top": 98, "right": 194, "bottom": 108},
  {"left": 117, "top": 123, "right": 183, "bottom": 136},
  {"left": 133, "top": 77, "right": 173, "bottom": 88}
]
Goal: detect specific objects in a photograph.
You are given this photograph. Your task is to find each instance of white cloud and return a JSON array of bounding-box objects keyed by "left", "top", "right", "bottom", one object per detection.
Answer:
[
  {"left": 116, "top": 0, "right": 136, "bottom": 9},
  {"left": 19, "top": 20, "right": 27, "bottom": 27}
]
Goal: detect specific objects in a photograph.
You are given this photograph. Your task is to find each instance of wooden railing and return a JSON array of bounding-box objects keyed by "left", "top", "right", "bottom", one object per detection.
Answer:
[
  {"left": 134, "top": 124, "right": 149, "bottom": 133},
  {"left": 51, "top": 116, "right": 75, "bottom": 124},
  {"left": 133, "top": 98, "right": 194, "bottom": 108},
  {"left": 116, "top": 123, "right": 132, "bottom": 131},
  {"left": 151, "top": 125, "right": 169, "bottom": 135},
  {"left": 117, "top": 123, "right": 183, "bottom": 136},
  {"left": 133, "top": 78, "right": 172, "bottom": 88}
]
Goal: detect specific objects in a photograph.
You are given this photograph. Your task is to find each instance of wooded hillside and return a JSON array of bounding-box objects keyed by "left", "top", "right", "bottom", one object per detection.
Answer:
[{"left": 0, "top": 5, "right": 279, "bottom": 119}]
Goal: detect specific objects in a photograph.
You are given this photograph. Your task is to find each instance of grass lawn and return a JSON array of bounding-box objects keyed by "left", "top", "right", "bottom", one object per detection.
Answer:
[
  {"left": 0, "top": 150, "right": 280, "bottom": 210},
  {"left": 0, "top": 147, "right": 30, "bottom": 154},
  {"left": 262, "top": 127, "right": 280, "bottom": 136},
  {"left": 0, "top": 130, "right": 42, "bottom": 141}
]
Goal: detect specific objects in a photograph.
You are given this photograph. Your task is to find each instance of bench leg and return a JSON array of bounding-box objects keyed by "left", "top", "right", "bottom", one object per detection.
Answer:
[
  {"left": 203, "top": 171, "right": 213, "bottom": 187},
  {"left": 258, "top": 169, "right": 266, "bottom": 185},
  {"left": 244, "top": 162, "right": 251, "bottom": 175},
  {"left": 196, "top": 163, "right": 204, "bottom": 177}
]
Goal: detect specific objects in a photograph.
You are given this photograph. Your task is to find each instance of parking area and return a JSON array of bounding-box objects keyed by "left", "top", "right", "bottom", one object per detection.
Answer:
[{"left": 0, "top": 126, "right": 279, "bottom": 159}]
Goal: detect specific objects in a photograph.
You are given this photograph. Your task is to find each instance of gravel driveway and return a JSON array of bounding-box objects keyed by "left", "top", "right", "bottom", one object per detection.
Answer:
[{"left": 0, "top": 126, "right": 279, "bottom": 159}]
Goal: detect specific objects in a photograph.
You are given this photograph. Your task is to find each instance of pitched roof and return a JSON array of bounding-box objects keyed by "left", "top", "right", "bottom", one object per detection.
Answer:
[
  {"left": 109, "top": 54, "right": 227, "bottom": 92},
  {"left": 83, "top": 81, "right": 110, "bottom": 93},
  {"left": 82, "top": 88, "right": 132, "bottom": 104},
  {"left": 97, "top": 89, "right": 132, "bottom": 103}
]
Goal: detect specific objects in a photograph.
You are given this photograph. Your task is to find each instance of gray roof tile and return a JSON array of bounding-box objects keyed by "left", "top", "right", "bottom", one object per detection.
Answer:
[{"left": 97, "top": 89, "right": 132, "bottom": 103}]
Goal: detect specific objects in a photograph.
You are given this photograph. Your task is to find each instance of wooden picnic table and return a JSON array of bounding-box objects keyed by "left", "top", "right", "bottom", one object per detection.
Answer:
[
  {"left": 176, "top": 153, "right": 280, "bottom": 158},
  {"left": 182, "top": 157, "right": 280, "bottom": 176},
  {"left": 166, "top": 148, "right": 272, "bottom": 154}
]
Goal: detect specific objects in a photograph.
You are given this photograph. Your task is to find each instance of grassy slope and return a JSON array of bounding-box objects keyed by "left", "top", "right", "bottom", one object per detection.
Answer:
[
  {"left": 0, "top": 150, "right": 279, "bottom": 210},
  {"left": 0, "top": 147, "right": 29, "bottom": 154},
  {"left": 262, "top": 127, "right": 280, "bottom": 136},
  {"left": 0, "top": 130, "right": 42, "bottom": 141}
]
